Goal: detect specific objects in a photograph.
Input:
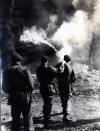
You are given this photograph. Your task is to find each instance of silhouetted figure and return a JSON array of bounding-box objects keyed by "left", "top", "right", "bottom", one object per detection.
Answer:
[
  {"left": 56, "top": 55, "right": 76, "bottom": 123},
  {"left": 3, "top": 60, "right": 34, "bottom": 131},
  {"left": 36, "top": 56, "right": 57, "bottom": 127}
]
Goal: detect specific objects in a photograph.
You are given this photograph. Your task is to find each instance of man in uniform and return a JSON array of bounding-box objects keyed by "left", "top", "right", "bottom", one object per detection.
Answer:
[
  {"left": 36, "top": 56, "right": 57, "bottom": 127},
  {"left": 56, "top": 55, "right": 76, "bottom": 122},
  {"left": 3, "top": 59, "right": 34, "bottom": 131}
]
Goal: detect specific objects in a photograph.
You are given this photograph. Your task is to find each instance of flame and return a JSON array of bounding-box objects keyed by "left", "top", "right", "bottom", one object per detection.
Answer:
[
  {"left": 19, "top": 1, "right": 100, "bottom": 67},
  {"left": 20, "top": 26, "right": 47, "bottom": 44}
]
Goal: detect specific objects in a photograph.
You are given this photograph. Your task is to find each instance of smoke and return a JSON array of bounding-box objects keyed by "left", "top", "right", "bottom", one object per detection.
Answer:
[
  {"left": 18, "top": 0, "right": 100, "bottom": 69},
  {"left": 19, "top": 25, "right": 58, "bottom": 70},
  {"left": 51, "top": 10, "right": 92, "bottom": 62},
  {"left": 90, "top": 0, "right": 100, "bottom": 69},
  {"left": 74, "top": 0, "right": 97, "bottom": 17},
  {"left": 92, "top": 0, "right": 100, "bottom": 25},
  {"left": 20, "top": 26, "right": 57, "bottom": 53},
  {"left": 1, "top": 0, "right": 100, "bottom": 70},
  {"left": 50, "top": 0, "right": 100, "bottom": 69},
  {"left": 46, "top": 14, "right": 58, "bottom": 37},
  {"left": 19, "top": 10, "right": 93, "bottom": 68}
]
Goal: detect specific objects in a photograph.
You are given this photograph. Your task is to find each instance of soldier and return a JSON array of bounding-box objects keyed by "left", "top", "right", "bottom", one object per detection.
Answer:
[
  {"left": 56, "top": 55, "right": 76, "bottom": 122},
  {"left": 36, "top": 56, "right": 57, "bottom": 127},
  {"left": 3, "top": 59, "right": 34, "bottom": 131}
]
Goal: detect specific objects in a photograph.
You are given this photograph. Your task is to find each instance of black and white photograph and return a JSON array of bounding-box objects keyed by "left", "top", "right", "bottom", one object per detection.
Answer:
[{"left": 0, "top": 0, "right": 100, "bottom": 130}]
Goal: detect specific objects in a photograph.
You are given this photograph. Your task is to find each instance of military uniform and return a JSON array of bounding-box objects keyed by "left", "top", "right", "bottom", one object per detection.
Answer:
[
  {"left": 56, "top": 58, "right": 75, "bottom": 122},
  {"left": 36, "top": 63, "right": 57, "bottom": 124},
  {"left": 4, "top": 64, "right": 33, "bottom": 131}
]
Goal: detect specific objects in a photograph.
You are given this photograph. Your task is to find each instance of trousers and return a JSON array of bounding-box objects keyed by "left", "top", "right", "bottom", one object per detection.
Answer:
[
  {"left": 40, "top": 85, "right": 52, "bottom": 122},
  {"left": 11, "top": 101, "right": 33, "bottom": 131}
]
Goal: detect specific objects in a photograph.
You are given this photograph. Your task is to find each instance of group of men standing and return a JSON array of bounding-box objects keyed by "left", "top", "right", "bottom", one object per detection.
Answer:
[
  {"left": 36, "top": 55, "right": 76, "bottom": 128},
  {"left": 3, "top": 54, "right": 75, "bottom": 130}
]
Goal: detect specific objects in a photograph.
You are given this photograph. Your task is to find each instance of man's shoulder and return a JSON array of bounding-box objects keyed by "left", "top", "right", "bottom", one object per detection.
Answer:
[
  {"left": 55, "top": 61, "right": 68, "bottom": 68},
  {"left": 11, "top": 65, "right": 26, "bottom": 76},
  {"left": 55, "top": 62, "right": 63, "bottom": 68}
]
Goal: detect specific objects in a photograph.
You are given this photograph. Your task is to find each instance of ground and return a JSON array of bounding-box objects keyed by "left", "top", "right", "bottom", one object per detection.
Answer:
[{"left": 1, "top": 70, "right": 100, "bottom": 131}]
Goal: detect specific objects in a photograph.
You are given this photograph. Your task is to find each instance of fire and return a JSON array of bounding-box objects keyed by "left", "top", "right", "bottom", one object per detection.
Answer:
[
  {"left": 20, "top": 26, "right": 47, "bottom": 44},
  {"left": 19, "top": 1, "right": 100, "bottom": 68}
]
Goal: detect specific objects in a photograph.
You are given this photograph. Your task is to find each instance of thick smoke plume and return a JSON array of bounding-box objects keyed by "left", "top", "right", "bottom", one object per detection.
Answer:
[
  {"left": 51, "top": 10, "right": 92, "bottom": 62},
  {"left": 1, "top": 0, "right": 100, "bottom": 71},
  {"left": 90, "top": 0, "right": 100, "bottom": 69},
  {"left": 19, "top": 10, "right": 92, "bottom": 64}
]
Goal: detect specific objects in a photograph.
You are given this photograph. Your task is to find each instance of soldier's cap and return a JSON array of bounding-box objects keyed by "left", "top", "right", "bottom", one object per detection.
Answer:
[
  {"left": 64, "top": 55, "right": 71, "bottom": 62},
  {"left": 41, "top": 56, "right": 48, "bottom": 63}
]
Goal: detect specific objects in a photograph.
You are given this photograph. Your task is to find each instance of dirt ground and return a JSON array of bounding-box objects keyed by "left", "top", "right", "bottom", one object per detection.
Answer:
[{"left": 1, "top": 71, "right": 100, "bottom": 131}]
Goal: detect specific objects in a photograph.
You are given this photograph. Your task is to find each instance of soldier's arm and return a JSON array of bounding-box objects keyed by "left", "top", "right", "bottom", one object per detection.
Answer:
[
  {"left": 51, "top": 66, "right": 57, "bottom": 72},
  {"left": 55, "top": 62, "right": 62, "bottom": 68},
  {"left": 50, "top": 66, "right": 58, "bottom": 77}
]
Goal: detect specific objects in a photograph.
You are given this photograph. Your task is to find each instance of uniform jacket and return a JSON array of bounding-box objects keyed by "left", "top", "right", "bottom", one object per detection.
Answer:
[
  {"left": 55, "top": 61, "right": 75, "bottom": 94},
  {"left": 36, "top": 64, "right": 57, "bottom": 95},
  {"left": 4, "top": 64, "right": 33, "bottom": 105}
]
